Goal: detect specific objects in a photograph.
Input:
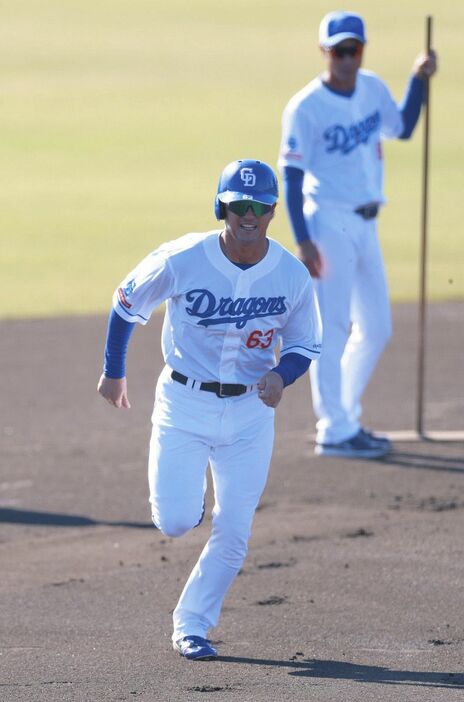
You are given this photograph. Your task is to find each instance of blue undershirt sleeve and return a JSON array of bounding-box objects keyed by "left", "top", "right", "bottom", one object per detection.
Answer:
[
  {"left": 271, "top": 352, "right": 311, "bottom": 388},
  {"left": 103, "top": 309, "right": 136, "bottom": 379},
  {"left": 282, "top": 166, "right": 311, "bottom": 243},
  {"left": 398, "top": 75, "right": 425, "bottom": 139}
]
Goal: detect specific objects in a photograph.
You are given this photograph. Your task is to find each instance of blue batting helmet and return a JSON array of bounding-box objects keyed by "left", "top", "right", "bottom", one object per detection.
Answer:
[{"left": 214, "top": 159, "right": 279, "bottom": 220}]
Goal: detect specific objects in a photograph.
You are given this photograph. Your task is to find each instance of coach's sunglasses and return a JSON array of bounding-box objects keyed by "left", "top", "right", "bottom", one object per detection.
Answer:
[
  {"left": 227, "top": 200, "right": 273, "bottom": 217},
  {"left": 330, "top": 43, "right": 363, "bottom": 59}
]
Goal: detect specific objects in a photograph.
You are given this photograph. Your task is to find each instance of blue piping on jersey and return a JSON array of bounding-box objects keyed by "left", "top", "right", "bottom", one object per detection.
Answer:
[
  {"left": 116, "top": 299, "right": 149, "bottom": 322},
  {"left": 233, "top": 261, "right": 255, "bottom": 270},
  {"left": 282, "top": 344, "right": 320, "bottom": 354},
  {"left": 322, "top": 82, "right": 355, "bottom": 98}
]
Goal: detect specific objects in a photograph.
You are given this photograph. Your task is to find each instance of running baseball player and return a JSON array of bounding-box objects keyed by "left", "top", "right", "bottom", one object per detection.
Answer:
[
  {"left": 97, "top": 159, "right": 322, "bottom": 660},
  {"left": 278, "top": 11, "right": 437, "bottom": 458}
]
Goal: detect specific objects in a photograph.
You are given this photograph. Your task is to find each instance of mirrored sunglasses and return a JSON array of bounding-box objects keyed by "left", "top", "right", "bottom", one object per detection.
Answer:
[
  {"left": 227, "top": 200, "right": 273, "bottom": 217},
  {"left": 330, "top": 43, "right": 363, "bottom": 59}
]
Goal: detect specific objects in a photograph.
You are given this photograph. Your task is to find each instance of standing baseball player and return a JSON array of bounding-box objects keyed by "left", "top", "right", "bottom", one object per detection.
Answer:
[
  {"left": 278, "top": 11, "right": 437, "bottom": 458},
  {"left": 97, "top": 159, "right": 322, "bottom": 660}
]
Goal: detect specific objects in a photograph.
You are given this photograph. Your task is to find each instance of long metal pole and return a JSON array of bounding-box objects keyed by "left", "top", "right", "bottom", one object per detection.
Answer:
[{"left": 416, "top": 16, "right": 433, "bottom": 437}]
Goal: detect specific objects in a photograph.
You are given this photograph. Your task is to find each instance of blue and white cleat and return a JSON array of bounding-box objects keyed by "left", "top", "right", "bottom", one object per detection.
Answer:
[{"left": 173, "top": 636, "right": 218, "bottom": 660}]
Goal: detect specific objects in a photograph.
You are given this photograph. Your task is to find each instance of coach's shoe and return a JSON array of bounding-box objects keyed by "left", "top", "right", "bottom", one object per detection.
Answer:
[
  {"left": 315, "top": 428, "right": 391, "bottom": 459},
  {"left": 173, "top": 636, "right": 218, "bottom": 661},
  {"left": 359, "top": 427, "right": 391, "bottom": 452}
]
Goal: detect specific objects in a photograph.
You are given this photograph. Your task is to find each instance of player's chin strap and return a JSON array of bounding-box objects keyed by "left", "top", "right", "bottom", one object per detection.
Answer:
[{"left": 171, "top": 370, "right": 255, "bottom": 399}]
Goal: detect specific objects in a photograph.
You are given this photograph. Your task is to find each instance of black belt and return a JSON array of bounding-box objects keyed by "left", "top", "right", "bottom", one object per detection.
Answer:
[
  {"left": 171, "top": 370, "right": 249, "bottom": 399},
  {"left": 354, "top": 204, "right": 379, "bottom": 220}
]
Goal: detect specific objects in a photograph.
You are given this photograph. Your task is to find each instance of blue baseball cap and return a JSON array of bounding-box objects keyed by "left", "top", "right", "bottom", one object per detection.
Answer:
[
  {"left": 319, "top": 11, "right": 367, "bottom": 48},
  {"left": 214, "top": 159, "right": 278, "bottom": 220}
]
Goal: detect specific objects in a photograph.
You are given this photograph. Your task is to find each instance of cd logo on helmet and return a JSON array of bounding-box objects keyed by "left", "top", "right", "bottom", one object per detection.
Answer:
[{"left": 240, "top": 168, "right": 256, "bottom": 187}]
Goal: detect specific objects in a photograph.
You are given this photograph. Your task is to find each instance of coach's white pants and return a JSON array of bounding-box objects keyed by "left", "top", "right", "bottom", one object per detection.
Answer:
[
  {"left": 307, "top": 206, "right": 392, "bottom": 444},
  {"left": 148, "top": 366, "right": 275, "bottom": 642}
]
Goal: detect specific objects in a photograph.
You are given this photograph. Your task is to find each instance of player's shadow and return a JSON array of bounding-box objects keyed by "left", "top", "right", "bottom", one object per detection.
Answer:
[
  {"left": 218, "top": 656, "right": 463, "bottom": 688},
  {"left": 0, "top": 507, "right": 152, "bottom": 529},
  {"left": 381, "top": 449, "right": 464, "bottom": 474}
]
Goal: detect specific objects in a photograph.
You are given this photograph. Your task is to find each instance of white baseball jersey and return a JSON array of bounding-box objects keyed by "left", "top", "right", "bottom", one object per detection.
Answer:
[
  {"left": 113, "top": 230, "right": 322, "bottom": 385},
  {"left": 278, "top": 69, "right": 404, "bottom": 207}
]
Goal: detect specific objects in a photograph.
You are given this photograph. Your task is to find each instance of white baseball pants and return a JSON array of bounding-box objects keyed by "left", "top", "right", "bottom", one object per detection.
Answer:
[
  {"left": 148, "top": 365, "right": 275, "bottom": 642},
  {"left": 307, "top": 206, "right": 392, "bottom": 444}
]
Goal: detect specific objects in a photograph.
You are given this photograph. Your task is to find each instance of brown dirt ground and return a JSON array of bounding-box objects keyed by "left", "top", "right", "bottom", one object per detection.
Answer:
[{"left": 1, "top": 302, "right": 463, "bottom": 702}]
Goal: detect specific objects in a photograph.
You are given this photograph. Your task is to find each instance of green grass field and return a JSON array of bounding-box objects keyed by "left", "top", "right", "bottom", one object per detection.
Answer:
[{"left": 1, "top": 0, "right": 463, "bottom": 318}]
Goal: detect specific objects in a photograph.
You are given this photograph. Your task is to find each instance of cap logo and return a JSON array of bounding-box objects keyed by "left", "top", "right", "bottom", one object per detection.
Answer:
[{"left": 240, "top": 167, "right": 256, "bottom": 187}]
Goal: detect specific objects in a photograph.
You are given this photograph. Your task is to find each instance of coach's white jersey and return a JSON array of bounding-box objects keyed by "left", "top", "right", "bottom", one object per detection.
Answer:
[
  {"left": 113, "top": 231, "right": 322, "bottom": 384},
  {"left": 278, "top": 70, "right": 404, "bottom": 208}
]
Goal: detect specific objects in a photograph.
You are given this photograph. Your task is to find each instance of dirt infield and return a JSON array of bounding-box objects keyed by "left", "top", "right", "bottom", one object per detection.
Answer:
[{"left": 1, "top": 302, "right": 463, "bottom": 701}]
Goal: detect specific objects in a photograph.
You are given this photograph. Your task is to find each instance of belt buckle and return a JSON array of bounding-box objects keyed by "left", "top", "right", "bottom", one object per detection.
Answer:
[{"left": 216, "top": 383, "right": 228, "bottom": 399}]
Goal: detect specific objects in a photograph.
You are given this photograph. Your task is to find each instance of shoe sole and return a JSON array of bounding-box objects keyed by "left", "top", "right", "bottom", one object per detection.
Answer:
[
  {"left": 315, "top": 445, "right": 390, "bottom": 459},
  {"left": 173, "top": 643, "right": 217, "bottom": 661}
]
